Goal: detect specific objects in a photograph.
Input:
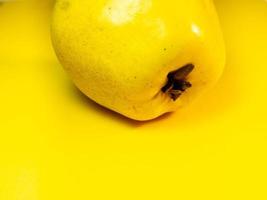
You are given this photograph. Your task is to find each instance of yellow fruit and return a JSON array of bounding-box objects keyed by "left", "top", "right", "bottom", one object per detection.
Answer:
[{"left": 51, "top": 0, "right": 225, "bottom": 121}]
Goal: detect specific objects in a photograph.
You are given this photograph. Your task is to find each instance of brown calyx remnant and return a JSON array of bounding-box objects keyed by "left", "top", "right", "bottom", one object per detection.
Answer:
[{"left": 161, "top": 64, "right": 195, "bottom": 101}]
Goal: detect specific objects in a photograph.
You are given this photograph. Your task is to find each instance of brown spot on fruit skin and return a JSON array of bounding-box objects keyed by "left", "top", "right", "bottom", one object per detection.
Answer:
[{"left": 162, "top": 64, "right": 194, "bottom": 101}]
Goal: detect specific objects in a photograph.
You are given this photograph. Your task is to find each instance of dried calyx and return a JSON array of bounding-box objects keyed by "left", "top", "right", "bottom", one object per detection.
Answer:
[{"left": 162, "top": 64, "right": 195, "bottom": 101}]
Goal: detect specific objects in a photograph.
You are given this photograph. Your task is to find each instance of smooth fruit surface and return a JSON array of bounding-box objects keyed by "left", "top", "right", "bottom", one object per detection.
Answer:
[{"left": 51, "top": 0, "right": 225, "bottom": 120}]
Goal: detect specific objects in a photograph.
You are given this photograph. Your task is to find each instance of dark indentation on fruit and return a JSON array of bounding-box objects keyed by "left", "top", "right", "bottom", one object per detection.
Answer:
[{"left": 162, "top": 64, "right": 194, "bottom": 101}]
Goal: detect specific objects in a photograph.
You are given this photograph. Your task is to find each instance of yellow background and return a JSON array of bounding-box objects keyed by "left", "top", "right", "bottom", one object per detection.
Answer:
[{"left": 0, "top": 0, "right": 266, "bottom": 199}]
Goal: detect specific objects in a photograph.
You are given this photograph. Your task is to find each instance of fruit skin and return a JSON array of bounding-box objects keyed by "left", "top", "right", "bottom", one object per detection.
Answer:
[{"left": 51, "top": 0, "right": 225, "bottom": 121}]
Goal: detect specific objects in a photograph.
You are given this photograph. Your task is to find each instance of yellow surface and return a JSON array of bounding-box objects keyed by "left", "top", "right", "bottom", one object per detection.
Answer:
[{"left": 0, "top": 0, "right": 266, "bottom": 199}]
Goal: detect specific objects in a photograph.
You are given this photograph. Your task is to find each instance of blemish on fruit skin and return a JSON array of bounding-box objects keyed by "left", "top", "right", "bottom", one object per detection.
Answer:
[
  {"left": 60, "top": 1, "right": 70, "bottom": 10},
  {"left": 98, "top": 27, "right": 104, "bottom": 32},
  {"left": 132, "top": 105, "right": 137, "bottom": 112}
]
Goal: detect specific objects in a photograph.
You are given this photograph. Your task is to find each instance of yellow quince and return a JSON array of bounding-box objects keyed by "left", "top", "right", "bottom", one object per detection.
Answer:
[{"left": 51, "top": 0, "right": 225, "bottom": 121}]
